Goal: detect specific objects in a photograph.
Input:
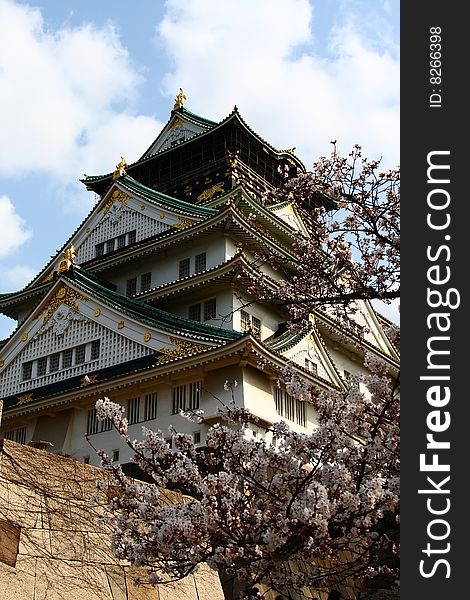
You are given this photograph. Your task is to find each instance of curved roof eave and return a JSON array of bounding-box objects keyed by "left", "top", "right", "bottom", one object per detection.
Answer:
[{"left": 81, "top": 107, "right": 306, "bottom": 188}]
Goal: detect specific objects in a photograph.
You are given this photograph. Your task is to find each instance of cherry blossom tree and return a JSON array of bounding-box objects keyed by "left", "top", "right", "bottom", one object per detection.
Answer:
[
  {"left": 251, "top": 143, "right": 400, "bottom": 327},
  {"left": 93, "top": 145, "right": 400, "bottom": 598},
  {"left": 95, "top": 355, "right": 399, "bottom": 597}
]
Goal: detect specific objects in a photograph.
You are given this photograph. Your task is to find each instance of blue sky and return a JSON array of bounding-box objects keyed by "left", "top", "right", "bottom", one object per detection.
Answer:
[{"left": 0, "top": 0, "right": 399, "bottom": 338}]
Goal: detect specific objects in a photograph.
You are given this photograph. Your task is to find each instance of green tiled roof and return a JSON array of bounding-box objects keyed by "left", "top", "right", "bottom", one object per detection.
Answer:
[
  {"left": 265, "top": 328, "right": 307, "bottom": 352},
  {"left": 119, "top": 176, "right": 216, "bottom": 217},
  {"left": 66, "top": 266, "right": 241, "bottom": 343}
]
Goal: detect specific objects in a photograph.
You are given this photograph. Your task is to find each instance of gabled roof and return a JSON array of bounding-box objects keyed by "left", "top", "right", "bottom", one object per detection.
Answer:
[
  {"left": 117, "top": 175, "right": 216, "bottom": 218},
  {"left": 64, "top": 266, "right": 240, "bottom": 343},
  {"left": 81, "top": 105, "right": 306, "bottom": 192},
  {"left": 0, "top": 178, "right": 217, "bottom": 313},
  {"left": 139, "top": 107, "right": 218, "bottom": 160}
]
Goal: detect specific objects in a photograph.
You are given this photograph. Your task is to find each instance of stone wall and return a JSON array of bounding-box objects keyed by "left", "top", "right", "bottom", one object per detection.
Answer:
[{"left": 0, "top": 439, "right": 224, "bottom": 600}]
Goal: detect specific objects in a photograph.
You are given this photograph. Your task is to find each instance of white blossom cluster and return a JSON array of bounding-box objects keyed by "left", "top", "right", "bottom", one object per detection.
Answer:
[{"left": 94, "top": 352, "right": 399, "bottom": 595}]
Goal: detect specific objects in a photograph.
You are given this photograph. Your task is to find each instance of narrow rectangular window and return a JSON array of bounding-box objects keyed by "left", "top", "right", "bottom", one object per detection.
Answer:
[
  {"left": 62, "top": 348, "right": 73, "bottom": 369},
  {"left": 195, "top": 252, "right": 206, "bottom": 273},
  {"left": 305, "top": 359, "right": 318, "bottom": 375},
  {"left": 189, "top": 303, "right": 201, "bottom": 322},
  {"left": 187, "top": 381, "right": 202, "bottom": 410},
  {"left": 286, "top": 393, "right": 295, "bottom": 421},
  {"left": 240, "top": 309, "right": 250, "bottom": 331},
  {"left": 179, "top": 258, "right": 190, "bottom": 278},
  {"left": 344, "top": 370, "right": 351, "bottom": 382},
  {"left": 252, "top": 316, "right": 261, "bottom": 337},
  {"left": 95, "top": 243, "right": 105, "bottom": 258},
  {"left": 127, "top": 230, "right": 136, "bottom": 245},
  {"left": 274, "top": 388, "right": 283, "bottom": 416},
  {"left": 128, "top": 397, "right": 140, "bottom": 425},
  {"left": 126, "top": 277, "right": 137, "bottom": 297},
  {"left": 37, "top": 356, "right": 47, "bottom": 377},
  {"left": 117, "top": 234, "right": 126, "bottom": 249},
  {"left": 140, "top": 272, "right": 151, "bottom": 292},
  {"left": 22, "top": 362, "right": 33, "bottom": 381},
  {"left": 100, "top": 418, "right": 112, "bottom": 432},
  {"left": 75, "top": 344, "right": 86, "bottom": 365},
  {"left": 144, "top": 393, "right": 158, "bottom": 421},
  {"left": 172, "top": 385, "right": 186, "bottom": 414},
  {"left": 106, "top": 239, "right": 115, "bottom": 254},
  {"left": 204, "top": 298, "right": 216, "bottom": 321},
  {"left": 112, "top": 449, "right": 120, "bottom": 462},
  {"left": 15, "top": 427, "right": 26, "bottom": 444},
  {"left": 90, "top": 339, "right": 100, "bottom": 361},
  {"left": 87, "top": 409, "right": 100, "bottom": 435},
  {"left": 296, "top": 399, "right": 306, "bottom": 427},
  {"left": 193, "top": 431, "right": 201, "bottom": 444},
  {"left": 49, "top": 353, "right": 60, "bottom": 373}
]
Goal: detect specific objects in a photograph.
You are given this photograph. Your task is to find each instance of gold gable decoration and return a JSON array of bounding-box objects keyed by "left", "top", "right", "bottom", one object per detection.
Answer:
[
  {"left": 156, "top": 336, "right": 210, "bottom": 364},
  {"left": 35, "top": 285, "right": 89, "bottom": 325},
  {"left": 172, "top": 216, "right": 196, "bottom": 229},
  {"left": 102, "top": 188, "right": 131, "bottom": 214}
]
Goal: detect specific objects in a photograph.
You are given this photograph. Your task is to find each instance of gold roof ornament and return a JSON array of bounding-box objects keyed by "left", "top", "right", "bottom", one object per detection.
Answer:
[
  {"left": 112, "top": 157, "right": 127, "bottom": 180},
  {"left": 173, "top": 87, "right": 187, "bottom": 110},
  {"left": 57, "top": 243, "right": 77, "bottom": 274}
]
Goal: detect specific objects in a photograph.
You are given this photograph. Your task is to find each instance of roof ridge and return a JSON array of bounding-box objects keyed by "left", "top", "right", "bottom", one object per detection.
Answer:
[{"left": 67, "top": 266, "right": 241, "bottom": 342}]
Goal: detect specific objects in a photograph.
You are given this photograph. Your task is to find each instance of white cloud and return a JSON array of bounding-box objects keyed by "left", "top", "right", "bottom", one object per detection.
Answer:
[
  {"left": 157, "top": 0, "right": 399, "bottom": 168},
  {"left": 0, "top": 195, "right": 31, "bottom": 258},
  {"left": 0, "top": 0, "right": 162, "bottom": 181},
  {"left": 0, "top": 264, "right": 36, "bottom": 290}
]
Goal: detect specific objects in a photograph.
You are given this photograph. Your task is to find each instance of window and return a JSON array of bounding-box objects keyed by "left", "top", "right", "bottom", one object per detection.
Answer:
[
  {"left": 127, "top": 230, "right": 136, "bottom": 245},
  {"left": 83, "top": 456, "right": 90, "bottom": 465},
  {"left": 117, "top": 234, "right": 126, "bottom": 249},
  {"left": 165, "top": 437, "right": 173, "bottom": 449},
  {"left": 305, "top": 359, "right": 318, "bottom": 375},
  {"left": 87, "top": 409, "right": 100, "bottom": 435},
  {"left": 144, "top": 393, "right": 158, "bottom": 421},
  {"left": 95, "top": 243, "right": 105, "bottom": 258},
  {"left": 172, "top": 385, "right": 186, "bottom": 415},
  {"left": 344, "top": 370, "right": 352, "bottom": 382},
  {"left": 252, "top": 316, "right": 261, "bottom": 337},
  {"left": 240, "top": 310, "right": 261, "bottom": 336},
  {"left": 49, "top": 353, "right": 60, "bottom": 373},
  {"left": 4, "top": 427, "right": 26, "bottom": 444},
  {"left": 106, "top": 239, "right": 115, "bottom": 254},
  {"left": 179, "top": 258, "right": 190, "bottom": 278},
  {"left": 62, "top": 348, "right": 73, "bottom": 369},
  {"left": 172, "top": 381, "right": 202, "bottom": 414},
  {"left": 87, "top": 409, "right": 112, "bottom": 435},
  {"left": 189, "top": 303, "right": 201, "bottom": 322},
  {"left": 193, "top": 431, "right": 201, "bottom": 444},
  {"left": 75, "top": 344, "right": 86, "bottom": 365},
  {"left": 140, "top": 272, "right": 152, "bottom": 292},
  {"left": 90, "top": 339, "right": 100, "bottom": 361},
  {"left": 126, "top": 277, "right": 137, "bottom": 297},
  {"left": 204, "top": 298, "right": 217, "bottom": 321},
  {"left": 187, "top": 381, "right": 201, "bottom": 410},
  {"left": 240, "top": 309, "right": 250, "bottom": 331},
  {"left": 22, "top": 362, "right": 33, "bottom": 381},
  {"left": 128, "top": 397, "right": 140, "bottom": 425},
  {"left": 37, "top": 356, "right": 47, "bottom": 377},
  {"left": 195, "top": 252, "right": 206, "bottom": 273},
  {"left": 274, "top": 388, "right": 306, "bottom": 427},
  {"left": 112, "top": 449, "right": 120, "bottom": 462}
]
